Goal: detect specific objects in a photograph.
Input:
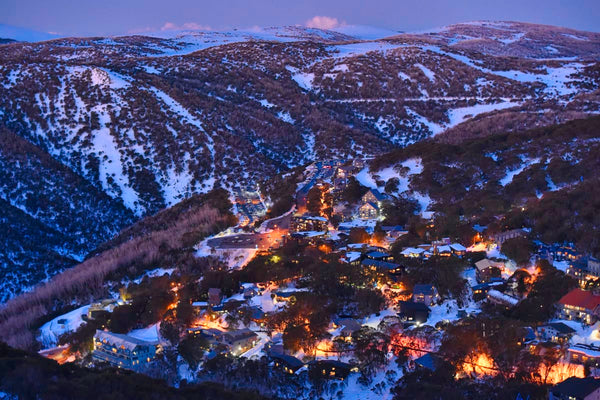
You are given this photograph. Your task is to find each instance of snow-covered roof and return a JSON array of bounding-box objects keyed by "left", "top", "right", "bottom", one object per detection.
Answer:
[
  {"left": 295, "top": 214, "right": 327, "bottom": 222},
  {"left": 291, "top": 230, "right": 327, "bottom": 238},
  {"left": 437, "top": 245, "right": 452, "bottom": 253},
  {"left": 487, "top": 290, "right": 519, "bottom": 306},
  {"left": 475, "top": 258, "right": 504, "bottom": 271},
  {"left": 345, "top": 252, "right": 362, "bottom": 262},
  {"left": 94, "top": 330, "right": 158, "bottom": 351},
  {"left": 401, "top": 247, "right": 425, "bottom": 256},
  {"left": 450, "top": 243, "right": 467, "bottom": 252},
  {"left": 568, "top": 343, "right": 600, "bottom": 358}
]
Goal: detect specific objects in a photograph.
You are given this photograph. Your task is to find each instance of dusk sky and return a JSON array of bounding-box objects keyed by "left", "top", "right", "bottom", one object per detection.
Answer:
[{"left": 1, "top": 0, "right": 599, "bottom": 37}]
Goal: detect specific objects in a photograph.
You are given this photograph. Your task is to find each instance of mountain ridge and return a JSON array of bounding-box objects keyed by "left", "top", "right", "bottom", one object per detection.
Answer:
[{"left": 0, "top": 20, "right": 599, "bottom": 301}]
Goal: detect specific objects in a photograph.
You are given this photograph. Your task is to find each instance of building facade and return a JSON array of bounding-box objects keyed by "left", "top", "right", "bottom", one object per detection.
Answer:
[{"left": 93, "top": 330, "right": 160, "bottom": 371}]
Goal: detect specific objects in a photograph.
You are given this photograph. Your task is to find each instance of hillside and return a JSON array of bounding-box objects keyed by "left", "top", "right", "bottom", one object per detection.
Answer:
[
  {"left": 0, "top": 189, "right": 235, "bottom": 349},
  {"left": 0, "top": 21, "right": 599, "bottom": 301},
  {"left": 366, "top": 116, "right": 600, "bottom": 256}
]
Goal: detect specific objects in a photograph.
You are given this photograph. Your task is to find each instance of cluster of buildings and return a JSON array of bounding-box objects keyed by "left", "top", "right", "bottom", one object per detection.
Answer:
[
  {"left": 233, "top": 185, "right": 267, "bottom": 225},
  {"left": 399, "top": 239, "right": 467, "bottom": 259}
]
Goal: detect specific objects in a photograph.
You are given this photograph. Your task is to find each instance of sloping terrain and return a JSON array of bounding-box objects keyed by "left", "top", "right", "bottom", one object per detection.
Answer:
[
  {"left": 0, "top": 21, "right": 599, "bottom": 301},
  {"left": 367, "top": 116, "right": 600, "bottom": 255}
]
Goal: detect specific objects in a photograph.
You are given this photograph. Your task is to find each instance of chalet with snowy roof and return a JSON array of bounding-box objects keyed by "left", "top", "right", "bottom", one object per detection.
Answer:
[
  {"left": 309, "top": 359, "right": 356, "bottom": 380},
  {"left": 358, "top": 189, "right": 389, "bottom": 219},
  {"left": 398, "top": 301, "right": 431, "bottom": 324},
  {"left": 567, "top": 344, "right": 600, "bottom": 369},
  {"left": 558, "top": 288, "right": 600, "bottom": 325},
  {"left": 474, "top": 259, "right": 505, "bottom": 283},
  {"left": 412, "top": 284, "right": 440, "bottom": 306},
  {"left": 362, "top": 188, "right": 388, "bottom": 204},
  {"left": 537, "top": 322, "right": 576, "bottom": 344},
  {"left": 218, "top": 329, "right": 259, "bottom": 356},
  {"left": 435, "top": 245, "right": 452, "bottom": 257},
  {"left": 93, "top": 330, "right": 160, "bottom": 371},
  {"left": 401, "top": 247, "right": 425, "bottom": 258},
  {"left": 449, "top": 243, "right": 467, "bottom": 256},
  {"left": 358, "top": 201, "right": 379, "bottom": 220},
  {"left": 271, "top": 353, "right": 305, "bottom": 374},
  {"left": 550, "top": 377, "right": 600, "bottom": 400}
]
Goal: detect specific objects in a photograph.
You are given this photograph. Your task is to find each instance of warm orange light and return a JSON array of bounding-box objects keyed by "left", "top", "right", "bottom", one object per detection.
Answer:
[
  {"left": 461, "top": 353, "right": 497, "bottom": 377},
  {"left": 539, "top": 362, "right": 585, "bottom": 384}
]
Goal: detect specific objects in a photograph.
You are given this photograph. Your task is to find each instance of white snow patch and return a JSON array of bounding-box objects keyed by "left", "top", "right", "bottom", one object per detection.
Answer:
[
  {"left": 38, "top": 305, "right": 90, "bottom": 348},
  {"left": 416, "top": 63, "right": 435, "bottom": 82},
  {"left": 129, "top": 324, "right": 160, "bottom": 343},
  {"left": 499, "top": 158, "right": 541, "bottom": 186}
]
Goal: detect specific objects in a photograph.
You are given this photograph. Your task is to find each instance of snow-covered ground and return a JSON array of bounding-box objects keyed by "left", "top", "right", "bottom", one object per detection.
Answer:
[
  {"left": 499, "top": 158, "right": 541, "bottom": 186},
  {"left": 38, "top": 305, "right": 91, "bottom": 348},
  {"left": 129, "top": 323, "right": 161, "bottom": 343},
  {"left": 427, "top": 299, "right": 480, "bottom": 327},
  {"left": 195, "top": 235, "right": 258, "bottom": 269}
]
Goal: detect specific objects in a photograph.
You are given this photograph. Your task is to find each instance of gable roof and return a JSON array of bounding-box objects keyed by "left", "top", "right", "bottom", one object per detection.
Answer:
[
  {"left": 360, "top": 201, "right": 379, "bottom": 211},
  {"left": 552, "top": 377, "right": 600, "bottom": 398},
  {"left": 365, "top": 188, "right": 388, "bottom": 202},
  {"left": 559, "top": 289, "right": 600, "bottom": 310},
  {"left": 450, "top": 243, "right": 467, "bottom": 252}
]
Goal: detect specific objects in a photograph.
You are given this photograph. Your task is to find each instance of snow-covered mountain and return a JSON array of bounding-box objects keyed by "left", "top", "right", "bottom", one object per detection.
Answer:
[
  {"left": 0, "top": 24, "right": 61, "bottom": 42},
  {"left": 0, "top": 21, "right": 599, "bottom": 300}
]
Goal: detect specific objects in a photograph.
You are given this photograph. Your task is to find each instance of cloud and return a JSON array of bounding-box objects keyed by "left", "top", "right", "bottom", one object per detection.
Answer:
[
  {"left": 160, "top": 22, "right": 212, "bottom": 31},
  {"left": 127, "top": 26, "right": 154, "bottom": 34},
  {"left": 305, "top": 16, "right": 345, "bottom": 30}
]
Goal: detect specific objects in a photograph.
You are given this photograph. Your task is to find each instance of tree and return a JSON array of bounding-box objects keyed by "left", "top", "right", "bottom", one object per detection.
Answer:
[
  {"left": 108, "top": 304, "right": 137, "bottom": 333},
  {"left": 160, "top": 321, "right": 181, "bottom": 345},
  {"left": 306, "top": 186, "right": 323, "bottom": 214},
  {"left": 385, "top": 177, "right": 400, "bottom": 194},
  {"left": 349, "top": 227, "right": 370, "bottom": 244},
  {"left": 502, "top": 236, "right": 534, "bottom": 266},
  {"left": 352, "top": 327, "right": 390, "bottom": 378},
  {"left": 342, "top": 177, "right": 368, "bottom": 204},
  {"left": 178, "top": 335, "right": 209, "bottom": 370}
]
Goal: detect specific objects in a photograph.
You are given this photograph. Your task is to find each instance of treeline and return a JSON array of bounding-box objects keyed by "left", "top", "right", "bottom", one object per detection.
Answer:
[
  {"left": 0, "top": 342, "right": 267, "bottom": 400},
  {"left": 0, "top": 190, "right": 234, "bottom": 350}
]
